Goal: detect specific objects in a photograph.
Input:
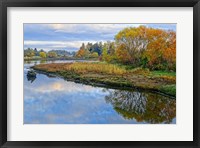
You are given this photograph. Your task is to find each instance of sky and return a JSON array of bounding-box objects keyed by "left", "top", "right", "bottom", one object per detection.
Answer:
[{"left": 24, "top": 24, "right": 176, "bottom": 52}]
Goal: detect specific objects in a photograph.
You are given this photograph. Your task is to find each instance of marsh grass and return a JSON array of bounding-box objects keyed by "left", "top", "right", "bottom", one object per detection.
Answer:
[
  {"left": 35, "top": 62, "right": 128, "bottom": 75},
  {"left": 33, "top": 62, "right": 176, "bottom": 97},
  {"left": 66, "top": 62, "right": 127, "bottom": 75}
]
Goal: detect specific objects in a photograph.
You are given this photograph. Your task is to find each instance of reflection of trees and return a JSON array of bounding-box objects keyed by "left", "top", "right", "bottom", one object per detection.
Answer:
[
  {"left": 24, "top": 60, "right": 31, "bottom": 64},
  {"left": 104, "top": 89, "right": 176, "bottom": 124},
  {"left": 105, "top": 90, "right": 147, "bottom": 115},
  {"left": 40, "top": 60, "right": 46, "bottom": 64}
]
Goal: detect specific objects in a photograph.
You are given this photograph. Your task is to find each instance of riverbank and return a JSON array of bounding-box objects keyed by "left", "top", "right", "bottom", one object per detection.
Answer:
[{"left": 32, "top": 62, "right": 176, "bottom": 97}]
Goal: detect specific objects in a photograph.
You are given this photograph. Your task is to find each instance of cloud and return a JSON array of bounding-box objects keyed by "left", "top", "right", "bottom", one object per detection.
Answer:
[
  {"left": 24, "top": 40, "right": 107, "bottom": 51},
  {"left": 24, "top": 24, "right": 176, "bottom": 51},
  {"left": 47, "top": 24, "right": 140, "bottom": 34},
  {"left": 46, "top": 24, "right": 176, "bottom": 34},
  {"left": 24, "top": 79, "right": 106, "bottom": 94},
  {"left": 47, "top": 24, "right": 85, "bottom": 33},
  {"left": 146, "top": 24, "right": 176, "bottom": 31}
]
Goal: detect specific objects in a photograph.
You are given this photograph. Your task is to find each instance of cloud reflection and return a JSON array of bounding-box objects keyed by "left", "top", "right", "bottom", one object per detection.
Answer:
[{"left": 24, "top": 62, "right": 176, "bottom": 124}]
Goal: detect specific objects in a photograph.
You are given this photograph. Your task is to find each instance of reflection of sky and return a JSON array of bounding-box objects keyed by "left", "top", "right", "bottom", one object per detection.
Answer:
[
  {"left": 24, "top": 24, "right": 176, "bottom": 51},
  {"left": 24, "top": 60, "right": 176, "bottom": 124},
  {"left": 24, "top": 74, "right": 139, "bottom": 124},
  {"left": 24, "top": 64, "right": 140, "bottom": 124}
]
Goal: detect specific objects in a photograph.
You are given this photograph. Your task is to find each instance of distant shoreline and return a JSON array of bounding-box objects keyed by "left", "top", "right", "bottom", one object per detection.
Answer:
[{"left": 24, "top": 57, "right": 98, "bottom": 61}]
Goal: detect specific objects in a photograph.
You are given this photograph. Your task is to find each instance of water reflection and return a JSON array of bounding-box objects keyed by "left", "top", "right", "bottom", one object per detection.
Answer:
[
  {"left": 24, "top": 60, "right": 176, "bottom": 124},
  {"left": 104, "top": 89, "right": 176, "bottom": 124}
]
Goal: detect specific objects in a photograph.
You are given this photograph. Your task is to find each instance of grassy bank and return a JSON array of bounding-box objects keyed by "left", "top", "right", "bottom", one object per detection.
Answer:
[{"left": 32, "top": 62, "right": 176, "bottom": 97}]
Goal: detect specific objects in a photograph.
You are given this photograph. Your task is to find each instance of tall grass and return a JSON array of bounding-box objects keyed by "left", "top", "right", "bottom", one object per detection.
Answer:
[
  {"left": 65, "top": 62, "right": 127, "bottom": 75},
  {"left": 34, "top": 62, "right": 176, "bottom": 79},
  {"left": 34, "top": 62, "right": 128, "bottom": 75}
]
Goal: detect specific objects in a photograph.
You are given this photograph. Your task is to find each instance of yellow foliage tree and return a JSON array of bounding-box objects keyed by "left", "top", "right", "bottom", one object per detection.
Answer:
[{"left": 39, "top": 52, "right": 47, "bottom": 58}]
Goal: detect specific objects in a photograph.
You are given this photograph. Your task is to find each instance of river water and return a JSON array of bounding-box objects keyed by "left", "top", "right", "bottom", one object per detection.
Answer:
[{"left": 24, "top": 60, "right": 176, "bottom": 124}]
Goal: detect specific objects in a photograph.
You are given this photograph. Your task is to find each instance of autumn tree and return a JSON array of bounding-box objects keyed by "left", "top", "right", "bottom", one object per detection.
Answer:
[
  {"left": 39, "top": 52, "right": 47, "bottom": 58},
  {"left": 115, "top": 44, "right": 132, "bottom": 64},
  {"left": 76, "top": 44, "right": 90, "bottom": 58},
  {"left": 143, "top": 29, "right": 176, "bottom": 70},
  {"left": 76, "top": 48, "right": 85, "bottom": 58},
  {"left": 162, "top": 31, "right": 176, "bottom": 70},
  {"left": 115, "top": 26, "right": 176, "bottom": 71},
  {"left": 115, "top": 26, "right": 149, "bottom": 66},
  {"left": 73, "top": 26, "right": 176, "bottom": 71}
]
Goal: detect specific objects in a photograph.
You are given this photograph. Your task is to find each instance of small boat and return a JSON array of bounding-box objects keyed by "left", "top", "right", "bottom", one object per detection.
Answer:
[
  {"left": 27, "top": 70, "right": 36, "bottom": 77},
  {"left": 27, "top": 70, "right": 37, "bottom": 83}
]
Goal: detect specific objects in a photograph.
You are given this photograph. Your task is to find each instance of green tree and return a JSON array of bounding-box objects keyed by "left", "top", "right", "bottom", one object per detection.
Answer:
[
  {"left": 102, "top": 44, "right": 109, "bottom": 61},
  {"left": 24, "top": 48, "right": 35, "bottom": 57},
  {"left": 48, "top": 51, "right": 57, "bottom": 58},
  {"left": 101, "top": 42, "right": 116, "bottom": 63},
  {"left": 90, "top": 52, "right": 99, "bottom": 58}
]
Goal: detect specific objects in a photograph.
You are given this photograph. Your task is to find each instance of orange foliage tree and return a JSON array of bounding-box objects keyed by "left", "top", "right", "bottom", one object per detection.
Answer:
[
  {"left": 76, "top": 46, "right": 90, "bottom": 58},
  {"left": 115, "top": 26, "right": 176, "bottom": 71},
  {"left": 76, "top": 48, "right": 85, "bottom": 58},
  {"left": 115, "top": 44, "right": 132, "bottom": 64}
]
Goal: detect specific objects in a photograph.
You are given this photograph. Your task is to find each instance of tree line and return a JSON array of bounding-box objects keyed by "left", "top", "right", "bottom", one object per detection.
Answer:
[
  {"left": 75, "top": 42, "right": 103, "bottom": 58},
  {"left": 76, "top": 26, "right": 176, "bottom": 71},
  {"left": 24, "top": 48, "right": 75, "bottom": 58}
]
